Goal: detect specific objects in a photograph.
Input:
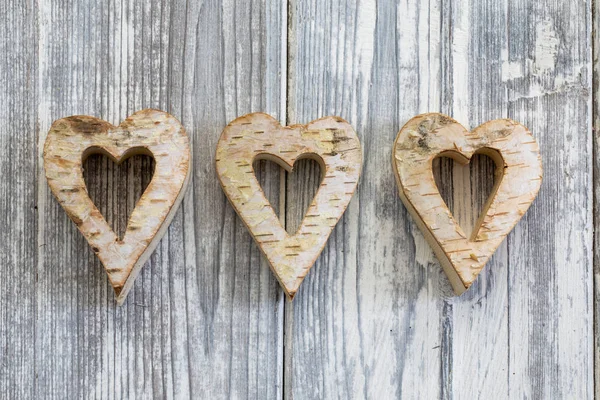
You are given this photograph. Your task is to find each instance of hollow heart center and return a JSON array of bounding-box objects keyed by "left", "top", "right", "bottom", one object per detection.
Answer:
[
  {"left": 83, "top": 151, "right": 155, "bottom": 240},
  {"left": 253, "top": 158, "right": 323, "bottom": 235},
  {"left": 433, "top": 152, "right": 500, "bottom": 239}
]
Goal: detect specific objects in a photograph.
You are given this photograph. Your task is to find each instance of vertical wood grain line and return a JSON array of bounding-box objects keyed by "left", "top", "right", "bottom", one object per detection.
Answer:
[
  {"left": 593, "top": 0, "right": 599, "bottom": 396},
  {"left": 35, "top": 0, "right": 51, "bottom": 396},
  {"left": 0, "top": 0, "right": 39, "bottom": 398},
  {"left": 283, "top": 1, "right": 294, "bottom": 398}
]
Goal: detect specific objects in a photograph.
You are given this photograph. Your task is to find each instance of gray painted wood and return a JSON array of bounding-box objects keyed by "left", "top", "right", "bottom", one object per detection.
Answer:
[
  {"left": 0, "top": 1, "right": 37, "bottom": 399},
  {"left": 34, "top": 0, "right": 285, "bottom": 398},
  {"left": 0, "top": 0, "right": 595, "bottom": 398},
  {"left": 594, "top": 0, "right": 600, "bottom": 398},
  {"left": 286, "top": 0, "right": 593, "bottom": 399},
  {"left": 504, "top": 3, "right": 592, "bottom": 398}
]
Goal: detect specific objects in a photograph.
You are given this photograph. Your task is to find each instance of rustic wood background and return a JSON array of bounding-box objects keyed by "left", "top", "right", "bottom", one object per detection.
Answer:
[{"left": 0, "top": 0, "right": 594, "bottom": 398}]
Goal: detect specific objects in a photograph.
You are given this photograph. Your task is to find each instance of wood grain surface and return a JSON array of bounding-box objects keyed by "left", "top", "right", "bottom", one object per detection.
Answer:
[
  {"left": 285, "top": 0, "right": 592, "bottom": 399},
  {"left": 33, "top": 0, "right": 285, "bottom": 398},
  {"left": 0, "top": 0, "right": 594, "bottom": 398}
]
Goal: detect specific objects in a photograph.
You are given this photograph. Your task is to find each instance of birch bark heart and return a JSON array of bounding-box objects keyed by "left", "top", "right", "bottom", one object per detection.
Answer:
[
  {"left": 216, "top": 113, "right": 362, "bottom": 299},
  {"left": 43, "top": 109, "right": 191, "bottom": 304},
  {"left": 393, "top": 113, "right": 542, "bottom": 294}
]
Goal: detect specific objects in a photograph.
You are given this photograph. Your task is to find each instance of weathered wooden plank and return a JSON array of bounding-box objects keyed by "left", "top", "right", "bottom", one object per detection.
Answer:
[
  {"left": 35, "top": 0, "right": 285, "bottom": 398},
  {"left": 286, "top": 0, "right": 593, "bottom": 399},
  {"left": 184, "top": 1, "right": 285, "bottom": 397},
  {"left": 594, "top": 0, "right": 600, "bottom": 397},
  {"left": 504, "top": 1, "right": 593, "bottom": 398},
  {"left": 286, "top": 1, "right": 445, "bottom": 397},
  {"left": 286, "top": 1, "right": 430, "bottom": 398},
  {"left": 440, "top": 1, "right": 511, "bottom": 398},
  {"left": 286, "top": 0, "right": 456, "bottom": 397},
  {"left": 0, "top": 0, "right": 38, "bottom": 398}
]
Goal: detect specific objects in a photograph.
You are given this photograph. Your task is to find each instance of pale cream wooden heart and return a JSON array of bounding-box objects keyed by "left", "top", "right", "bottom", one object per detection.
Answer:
[
  {"left": 43, "top": 109, "right": 191, "bottom": 304},
  {"left": 393, "top": 113, "right": 542, "bottom": 294},
  {"left": 216, "top": 113, "right": 362, "bottom": 299}
]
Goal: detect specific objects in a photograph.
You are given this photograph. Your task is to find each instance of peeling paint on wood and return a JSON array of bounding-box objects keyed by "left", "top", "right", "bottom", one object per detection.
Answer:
[{"left": 285, "top": 0, "right": 593, "bottom": 399}]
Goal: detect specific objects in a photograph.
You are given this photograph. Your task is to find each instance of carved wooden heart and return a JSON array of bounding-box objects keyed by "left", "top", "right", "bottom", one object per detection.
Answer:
[
  {"left": 44, "top": 109, "right": 191, "bottom": 304},
  {"left": 393, "top": 113, "right": 542, "bottom": 294},
  {"left": 216, "top": 113, "right": 362, "bottom": 299}
]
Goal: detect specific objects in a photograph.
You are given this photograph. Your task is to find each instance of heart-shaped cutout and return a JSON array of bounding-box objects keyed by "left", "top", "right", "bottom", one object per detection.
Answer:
[
  {"left": 284, "top": 158, "right": 323, "bottom": 235},
  {"left": 393, "top": 113, "right": 542, "bottom": 294},
  {"left": 216, "top": 113, "right": 362, "bottom": 299},
  {"left": 83, "top": 152, "right": 155, "bottom": 240},
  {"left": 433, "top": 153, "right": 499, "bottom": 238},
  {"left": 44, "top": 109, "right": 191, "bottom": 304},
  {"left": 254, "top": 158, "right": 323, "bottom": 235}
]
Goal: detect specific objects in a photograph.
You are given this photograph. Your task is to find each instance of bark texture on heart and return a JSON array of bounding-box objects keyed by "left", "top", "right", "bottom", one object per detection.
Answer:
[
  {"left": 216, "top": 113, "right": 362, "bottom": 299},
  {"left": 43, "top": 109, "right": 191, "bottom": 304},
  {"left": 393, "top": 113, "right": 542, "bottom": 294}
]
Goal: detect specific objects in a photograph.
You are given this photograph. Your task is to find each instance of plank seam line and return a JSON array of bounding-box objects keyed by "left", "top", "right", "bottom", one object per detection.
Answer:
[
  {"left": 593, "top": 0, "right": 599, "bottom": 397},
  {"left": 281, "top": 0, "right": 293, "bottom": 399}
]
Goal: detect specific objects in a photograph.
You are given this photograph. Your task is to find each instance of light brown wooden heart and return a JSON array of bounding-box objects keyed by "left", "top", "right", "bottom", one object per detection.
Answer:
[
  {"left": 393, "top": 113, "right": 542, "bottom": 294},
  {"left": 216, "top": 113, "right": 362, "bottom": 299},
  {"left": 43, "top": 109, "right": 191, "bottom": 304}
]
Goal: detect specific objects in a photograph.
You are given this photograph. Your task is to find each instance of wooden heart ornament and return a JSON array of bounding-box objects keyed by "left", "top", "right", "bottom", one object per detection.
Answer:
[
  {"left": 43, "top": 109, "right": 191, "bottom": 304},
  {"left": 216, "top": 113, "right": 362, "bottom": 299},
  {"left": 393, "top": 113, "right": 542, "bottom": 294}
]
